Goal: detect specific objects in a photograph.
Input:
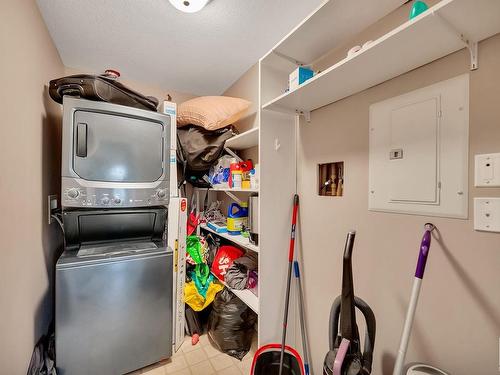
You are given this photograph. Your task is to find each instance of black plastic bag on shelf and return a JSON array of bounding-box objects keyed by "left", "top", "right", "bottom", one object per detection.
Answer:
[{"left": 207, "top": 288, "right": 257, "bottom": 360}]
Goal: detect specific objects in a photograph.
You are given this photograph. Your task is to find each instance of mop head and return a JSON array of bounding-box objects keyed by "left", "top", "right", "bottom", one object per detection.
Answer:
[{"left": 251, "top": 344, "right": 304, "bottom": 375}]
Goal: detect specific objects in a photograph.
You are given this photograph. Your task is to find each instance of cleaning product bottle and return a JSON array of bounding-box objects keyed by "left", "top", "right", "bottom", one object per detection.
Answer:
[
  {"left": 227, "top": 202, "right": 248, "bottom": 235},
  {"left": 231, "top": 168, "right": 243, "bottom": 189},
  {"left": 228, "top": 159, "right": 242, "bottom": 189},
  {"left": 250, "top": 164, "right": 259, "bottom": 190}
]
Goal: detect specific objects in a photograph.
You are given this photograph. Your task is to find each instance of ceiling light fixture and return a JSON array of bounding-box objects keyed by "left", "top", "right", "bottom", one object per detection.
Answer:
[{"left": 168, "top": 0, "right": 210, "bottom": 13}]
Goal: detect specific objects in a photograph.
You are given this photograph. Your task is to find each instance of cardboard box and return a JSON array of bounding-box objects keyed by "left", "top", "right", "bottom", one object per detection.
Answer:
[{"left": 168, "top": 197, "right": 187, "bottom": 352}]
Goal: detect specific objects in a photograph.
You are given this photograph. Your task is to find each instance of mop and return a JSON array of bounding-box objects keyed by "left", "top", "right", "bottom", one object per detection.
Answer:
[
  {"left": 393, "top": 223, "right": 449, "bottom": 375},
  {"left": 251, "top": 194, "right": 304, "bottom": 375}
]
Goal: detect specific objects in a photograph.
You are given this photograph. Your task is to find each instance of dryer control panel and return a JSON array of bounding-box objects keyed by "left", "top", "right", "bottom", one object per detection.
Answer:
[{"left": 62, "top": 178, "right": 169, "bottom": 208}]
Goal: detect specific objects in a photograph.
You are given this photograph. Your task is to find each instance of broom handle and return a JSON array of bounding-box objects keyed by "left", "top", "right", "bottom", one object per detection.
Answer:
[
  {"left": 294, "top": 261, "right": 312, "bottom": 375},
  {"left": 279, "top": 194, "right": 299, "bottom": 375},
  {"left": 393, "top": 278, "right": 422, "bottom": 375}
]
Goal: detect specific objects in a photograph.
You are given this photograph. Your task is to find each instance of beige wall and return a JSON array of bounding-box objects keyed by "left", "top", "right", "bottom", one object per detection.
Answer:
[
  {"left": 219, "top": 64, "right": 260, "bottom": 213},
  {"left": 223, "top": 63, "right": 259, "bottom": 133},
  {"left": 0, "top": 0, "right": 65, "bottom": 373},
  {"left": 298, "top": 18, "right": 500, "bottom": 375}
]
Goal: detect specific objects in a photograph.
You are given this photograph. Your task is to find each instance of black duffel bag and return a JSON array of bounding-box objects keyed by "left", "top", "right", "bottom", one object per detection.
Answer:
[
  {"left": 177, "top": 124, "right": 234, "bottom": 188},
  {"left": 49, "top": 73, "right": 159, "bottom": 111}
]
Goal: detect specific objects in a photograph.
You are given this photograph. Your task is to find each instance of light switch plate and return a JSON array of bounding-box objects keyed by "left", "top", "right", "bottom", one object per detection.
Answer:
[
  {"left": 474, "top": 198, "right": 500, "bottom": 232},
  {"left": 475, "top": 153, "right": 500, "bottom": 187}
]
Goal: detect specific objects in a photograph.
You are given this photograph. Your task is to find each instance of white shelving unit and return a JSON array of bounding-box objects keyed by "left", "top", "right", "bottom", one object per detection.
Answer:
[
  {"left": 200, "top": 224, "right": 259, "bottom": 253},
  {"left": 197, "top": 122, "right": 260, "bottom": 316},
  {"left": 262, "top": 0, "right": 500, "bottom": 116},
  {"left": 225, "top": 127, "right": 259, "bottom": 150}
]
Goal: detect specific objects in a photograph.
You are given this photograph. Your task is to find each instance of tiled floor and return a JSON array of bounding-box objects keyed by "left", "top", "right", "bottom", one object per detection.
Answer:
[{"left": 134, "top": 334, "right": 257, "bottom": 375}]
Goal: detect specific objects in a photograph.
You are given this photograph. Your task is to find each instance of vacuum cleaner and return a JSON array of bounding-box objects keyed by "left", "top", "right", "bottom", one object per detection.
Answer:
[
  {"left": 393, "top": 223, "right": 449, "bottom": 375},
  {"left": 323, "top": 231, "right": 376, "bottom": 375}
]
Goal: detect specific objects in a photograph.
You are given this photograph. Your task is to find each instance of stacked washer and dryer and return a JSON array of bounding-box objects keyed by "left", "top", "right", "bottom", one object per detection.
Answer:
[{"left": 55, "top": 97, "right": 177, "bottom": 375}]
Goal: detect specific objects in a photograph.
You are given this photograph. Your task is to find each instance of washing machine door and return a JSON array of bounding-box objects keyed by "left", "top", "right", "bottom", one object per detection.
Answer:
[{"left": 56, "top": 246, "right": 173, "bottom": 375}]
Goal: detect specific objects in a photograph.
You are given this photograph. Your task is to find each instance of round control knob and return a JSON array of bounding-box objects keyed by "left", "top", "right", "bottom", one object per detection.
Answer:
[
  {"left": 113, "top": 197, "right": 121, "bottom": 204},
  {"left": 157, "top": 189, "right": 167, "bottom": 199},
  {"left": 67, "top": 188, "right": 79, "bottom": 199},
  {"left": 101, "top": 197, "right": 110, "bottom": 205}
]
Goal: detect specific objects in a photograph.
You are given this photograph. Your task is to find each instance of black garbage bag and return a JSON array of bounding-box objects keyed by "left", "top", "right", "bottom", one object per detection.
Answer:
[
  {"left": 28, "top": 330, "right": 56, "bottom": 375},
  {"left": 207, "top": 288, "right": 257, "bottom": 360}
]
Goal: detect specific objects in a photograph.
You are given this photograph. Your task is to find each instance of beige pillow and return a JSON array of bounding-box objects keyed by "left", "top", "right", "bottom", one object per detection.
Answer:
[{"left": 177, "top": 96, "right": 251, "bottom": 130}]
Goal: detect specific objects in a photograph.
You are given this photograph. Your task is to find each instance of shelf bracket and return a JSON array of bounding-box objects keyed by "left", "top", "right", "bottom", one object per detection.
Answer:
[
  {"left": 224, "top": 146, "right": 243, "bottom": 162},
  {"left": 467, "top": 41, "right": 478, "bottom": 71},
  {"left": 223, "top": 190, "right": 243, "bottom": 204},
  {"left": 272, "top": 49, "right": 307, "bottom": 67},
  {"left": 194, "top": 186, "right": 243, "bottom": 204},
  {"left": 296, "top": 110, "right": 311, "bottom": 123},
  {"left": 434, "top": 12, "right": 478, "bottom": 70}
]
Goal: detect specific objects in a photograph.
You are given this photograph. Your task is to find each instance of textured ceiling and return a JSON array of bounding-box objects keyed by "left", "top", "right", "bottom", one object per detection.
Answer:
[{"left": 36, "top": 0, "right": 325, "bottom": 95}]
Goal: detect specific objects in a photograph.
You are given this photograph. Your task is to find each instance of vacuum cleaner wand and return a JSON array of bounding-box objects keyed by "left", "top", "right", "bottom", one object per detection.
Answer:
[
  {"left": 323, "top": 231, "right": 376, "bottom": 375},
  {"left": 393, "top": 223, "right": 436, "bottom": 375},
  {"left": 340, "top": 231, "right": 359, "bottom": 351}
]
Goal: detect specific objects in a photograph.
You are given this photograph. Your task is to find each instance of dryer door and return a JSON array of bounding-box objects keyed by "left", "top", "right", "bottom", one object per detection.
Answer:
[{"left": 73, "top": 110, "right": 164, "bottom": 182}]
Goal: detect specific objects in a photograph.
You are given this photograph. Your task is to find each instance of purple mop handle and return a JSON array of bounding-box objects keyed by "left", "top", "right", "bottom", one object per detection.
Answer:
[{"left": 414, "top": 224, "right": 434, "bottom": 279}]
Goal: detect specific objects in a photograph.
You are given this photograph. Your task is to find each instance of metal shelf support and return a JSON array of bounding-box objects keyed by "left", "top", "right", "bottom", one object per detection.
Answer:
[
  {"left": 223, "top": 190, "right": 243, "bottom": 204},
  {"left": 434, "top": 12, "right": 478, "bottom": 70},
  {"left": 224, "top": 146, "right": 243, "bottom": 162},
  {"left": 296, "top": 110, "right": 311, "bottom": 123},
  {"left": 272, "top": 49, "right": 307, "bottom": 67}
]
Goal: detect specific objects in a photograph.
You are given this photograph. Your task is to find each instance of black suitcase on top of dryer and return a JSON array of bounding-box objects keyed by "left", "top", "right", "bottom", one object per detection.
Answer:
[{"left": 49, "top": 74, "right": 159, "bottom": 111}]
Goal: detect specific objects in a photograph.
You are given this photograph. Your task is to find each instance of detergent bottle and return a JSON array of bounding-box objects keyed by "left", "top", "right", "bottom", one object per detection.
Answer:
[{"left": 226, "top": 202, "right": 248, "bottom": 235}]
